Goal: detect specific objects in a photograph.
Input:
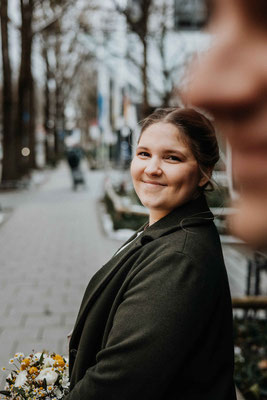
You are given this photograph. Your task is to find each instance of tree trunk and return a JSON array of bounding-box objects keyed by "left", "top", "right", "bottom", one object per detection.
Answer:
[
  {"left": 15, "top": 0, "right": 35, "bottom": 176},
  {"left": 54, "top": 80, "right": 60, "bottom": 159},
  {"left": 141, "top": 37, "right": 150, "bottom": 118},
  {"left": 54, "top": 33, "right": 63, "bottom": 162},
  {"left": 0, "top": 0, "right": 19, "bottom": 181},
  {"left": 42, "top": 43, "right": 54, "bottom": 165}
]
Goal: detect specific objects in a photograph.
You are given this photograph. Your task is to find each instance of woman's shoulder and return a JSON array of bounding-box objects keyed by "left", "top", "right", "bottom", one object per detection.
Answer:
[
  {"left": 143, "top": 218, "right": 220, "bottom": 254},
  {"left": 136, "top": 221, "right": 225, "bottom": 281},
  {"left": 129, "top": 229, "right": 225, "bottom": 295}
]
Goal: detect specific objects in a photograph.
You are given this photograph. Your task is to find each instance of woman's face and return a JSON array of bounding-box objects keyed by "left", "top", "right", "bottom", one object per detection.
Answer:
[{"left": 131, "top": 122, "right": 208, "bottom": 225}]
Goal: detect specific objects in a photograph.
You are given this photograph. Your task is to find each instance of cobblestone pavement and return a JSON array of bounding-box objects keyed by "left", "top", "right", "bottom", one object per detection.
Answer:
[{"left": 0, "top": 162, "right": 122, "bottom": 384}]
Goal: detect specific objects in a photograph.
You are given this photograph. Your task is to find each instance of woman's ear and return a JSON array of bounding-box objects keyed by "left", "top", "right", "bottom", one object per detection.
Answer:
[{"left": 198, "top": 168, "right": 212, "bottom": 187}]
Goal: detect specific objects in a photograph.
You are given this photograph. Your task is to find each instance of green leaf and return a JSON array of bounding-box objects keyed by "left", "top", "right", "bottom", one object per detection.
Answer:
[
  {"left": 0, "top": 390, "right": 11, "bottom": 397},
  {"left": 39, "top": 352, "right": 44, "bottom": 365},
  {"left": 43, "top": 378, "right": 47, "bottom": 390},
  {"left": 13, "top": 387, "right": 25, "bottom": 395}
]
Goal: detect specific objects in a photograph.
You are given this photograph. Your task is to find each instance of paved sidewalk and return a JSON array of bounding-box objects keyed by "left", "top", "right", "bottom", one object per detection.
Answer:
[{"left": 0, "top": 162, "right": 122, "bottom": 384}]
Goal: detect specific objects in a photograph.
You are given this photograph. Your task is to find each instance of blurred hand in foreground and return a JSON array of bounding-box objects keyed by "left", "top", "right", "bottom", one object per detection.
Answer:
[{"left": 184, "top": 0, "right": 267, "bottom": 248}]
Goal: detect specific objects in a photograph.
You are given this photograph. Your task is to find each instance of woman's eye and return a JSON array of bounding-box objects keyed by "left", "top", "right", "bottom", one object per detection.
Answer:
[
  {"left": 137, "top": 151, "right": 150, "bottom": 157},
  {"left": 166, "top": 155, "right": 181, "bottom": 161}
]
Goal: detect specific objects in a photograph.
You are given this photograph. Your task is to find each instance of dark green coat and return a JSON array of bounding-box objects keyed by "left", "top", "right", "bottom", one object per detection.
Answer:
[{"left": 65, "top": 195, "right": 236, "bottom": 400}]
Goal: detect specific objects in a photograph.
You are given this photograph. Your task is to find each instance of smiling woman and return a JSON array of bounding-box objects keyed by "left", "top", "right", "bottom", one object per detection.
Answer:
[
  {"left": 64, "top": 107, "right": 236, "bottom": 400},
  {"left": 131, "top": 120, "right": 209, "bottom": 225}
]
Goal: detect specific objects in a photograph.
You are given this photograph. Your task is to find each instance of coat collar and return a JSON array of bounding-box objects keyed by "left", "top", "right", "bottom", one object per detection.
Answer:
[
  {"left": 116, "top": 194, "right": 213, "bottom": 251},
  {"left": 134, "top": 194, "right": 213, "bottom": 245}
]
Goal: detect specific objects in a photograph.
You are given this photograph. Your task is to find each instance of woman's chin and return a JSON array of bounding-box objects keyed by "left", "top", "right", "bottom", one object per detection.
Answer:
[{"left": 139, "top": 196, "right": 162, "bottom": 210}]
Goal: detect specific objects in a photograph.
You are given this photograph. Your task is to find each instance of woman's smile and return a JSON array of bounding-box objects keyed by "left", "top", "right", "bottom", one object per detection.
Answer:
[{"left": 141, "top": 180, "right": 167, "bottom": 187}]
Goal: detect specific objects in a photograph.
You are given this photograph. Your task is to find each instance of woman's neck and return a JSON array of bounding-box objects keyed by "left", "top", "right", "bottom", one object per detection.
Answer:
[{"left": 149, "top": 210, "right": 168, "bottom": 226}]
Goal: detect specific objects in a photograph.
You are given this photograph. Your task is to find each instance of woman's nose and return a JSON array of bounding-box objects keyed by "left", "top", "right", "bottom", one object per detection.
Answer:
[{"left": 144, "top": 158, "right": 162, "bottom": 175}]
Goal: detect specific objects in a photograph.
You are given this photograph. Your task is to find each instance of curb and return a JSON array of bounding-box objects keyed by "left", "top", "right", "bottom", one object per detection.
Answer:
[{"left": 0, "top": 207, "right": 13, "bottom": 227}]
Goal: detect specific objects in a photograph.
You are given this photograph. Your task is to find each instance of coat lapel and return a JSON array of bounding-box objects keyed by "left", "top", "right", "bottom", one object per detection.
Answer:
[
  {"left": 137, "top": 194, "right": 214, "bottom": 242},
  {"left": 72, "top": 230, "right": 145, "bottom": 336}
]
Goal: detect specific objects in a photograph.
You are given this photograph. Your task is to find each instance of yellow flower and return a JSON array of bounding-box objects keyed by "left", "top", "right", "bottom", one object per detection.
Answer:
[
  {"left": 1, "top": 367, "right": 6, "bottom": 371},
  {"left": 29, "top": 367, "right": 38, "bottom": 375},
  {"left": 53, "top": 354, "right": 65, "bottom": 367},
  {"left": 21, "top": 358, "right": 30, "bottom": 370},
  {"left": 54, "top": 359, "right": 65, "bottom": 367},
  {"left": 53, "top": 354, "right": 63, "bottom": 360}
]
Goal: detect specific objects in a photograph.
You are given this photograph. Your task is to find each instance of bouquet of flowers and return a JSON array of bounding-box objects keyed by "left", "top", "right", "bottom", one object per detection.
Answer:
[{"left": 0, "top": 351, "right": 69, "bottom": 399}]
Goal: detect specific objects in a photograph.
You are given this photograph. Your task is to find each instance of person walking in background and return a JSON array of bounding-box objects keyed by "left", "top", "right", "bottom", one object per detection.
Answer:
[
  {"left": 66, "top": 146, "right": 85, "bottom": 191},
  {"left": 185, "top": 0, "right": 267, "bottom": 248},
  {"left": 64, "top": 108, "right": 236, "bottom": 400}
]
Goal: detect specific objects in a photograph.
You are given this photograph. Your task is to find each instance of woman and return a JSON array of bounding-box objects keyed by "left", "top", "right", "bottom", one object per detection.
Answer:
[{"left": 65, "top": 108, "right": 236, "bottom": 400}]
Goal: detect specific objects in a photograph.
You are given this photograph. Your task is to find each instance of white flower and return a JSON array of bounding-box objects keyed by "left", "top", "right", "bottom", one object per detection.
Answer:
[
  {"left": 234, "top": 346, "right": 242, "bottom": 356},
  {"left": 43, "top": 357, "right": 55, "bottom": 367},
  {"left": 234, "top": 346, "right": 245, "bottom": 363},
  {"left": 14, "top": 370, "right": 27, "bottom": 387},
  {"left": 32, "top": 352, "right": 45, "bottom": 362},
  {"left": 61, "top": 374, "right": 70, "bottom": 389},
  {"left": 55, "top": 388, "right": 63, "bottom": 399},
  {"left": 36, "top": 368, "right": 58, "bottom": 386},
  {"left": 14, "top": 352, "right": 24, "bottom": 359}
]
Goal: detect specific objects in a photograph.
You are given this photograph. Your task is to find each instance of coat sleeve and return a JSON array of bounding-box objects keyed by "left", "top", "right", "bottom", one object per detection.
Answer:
[{"left": 64, "top": 250, "right": 221, "bottom": 400}]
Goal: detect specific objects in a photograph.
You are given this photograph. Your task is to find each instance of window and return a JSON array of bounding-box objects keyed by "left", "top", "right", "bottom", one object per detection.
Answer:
[{"left": 174, "top": 0, "right": 207, "bottom": 30}]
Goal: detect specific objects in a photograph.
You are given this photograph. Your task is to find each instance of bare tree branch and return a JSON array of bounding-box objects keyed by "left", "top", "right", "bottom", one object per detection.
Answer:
[{"left": 33, "top": 0, "right": 75, "bottom": 35}]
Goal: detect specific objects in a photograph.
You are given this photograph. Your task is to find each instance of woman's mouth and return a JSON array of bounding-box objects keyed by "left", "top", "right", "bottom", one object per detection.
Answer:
[{"left": 142, "top": 180, "right": 167, "bottom": 186}]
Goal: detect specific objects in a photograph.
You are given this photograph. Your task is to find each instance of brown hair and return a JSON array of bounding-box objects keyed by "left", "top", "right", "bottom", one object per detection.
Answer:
[{"left": 139, "top": 107, "right": 219, "bottom": 190}]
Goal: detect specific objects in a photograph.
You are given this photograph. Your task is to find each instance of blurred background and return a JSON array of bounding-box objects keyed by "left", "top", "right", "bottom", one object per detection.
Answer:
[
  {"left": 0, "top": 1, "right": 266, "bottom": 399},
  {"left": 0, "top": 0, "right": 211, "bottom": 180}
]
